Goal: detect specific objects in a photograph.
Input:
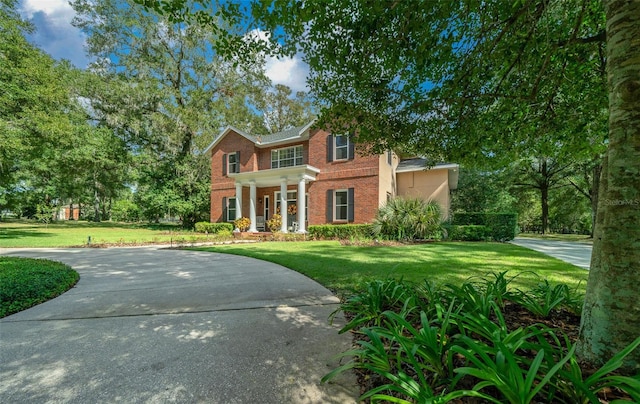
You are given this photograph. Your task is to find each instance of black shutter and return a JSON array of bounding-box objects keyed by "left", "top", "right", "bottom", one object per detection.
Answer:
[
  {"left": 222, "top": 197, "right": 227, "bottom": 221},
  {"left": 326, "top": 135, "right": 333, "bottom": 162},
  {"left": 347, "top": 188, "right": 355, "bottom": 222},
  {"left": 235, "top": 151, "right": 240, "bottom": 173},
  {"left": 326, "top": 189, "right": 333, "bottom": 222},
  {"left": 348, "top": 137, "right": 355, "bottom": 160},
  {"left": 222, "top": 154, "right": 227, "bottom": 176}
]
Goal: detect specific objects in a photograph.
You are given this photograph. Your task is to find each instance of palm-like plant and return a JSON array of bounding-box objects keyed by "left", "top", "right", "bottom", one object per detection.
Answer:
[{"left": 372, "top": 197, "right": 443, "bottom": 241}]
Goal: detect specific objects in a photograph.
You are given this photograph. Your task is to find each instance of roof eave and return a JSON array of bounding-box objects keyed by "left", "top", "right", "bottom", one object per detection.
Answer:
[
  {"left": 255, "top": 119, "right": 317, "bottom": 148},
  {"left": 395, "top": 163, "right": 460, "bottom": 173},
  {"left": 203, "top": 126, "right": 254, "bottom": 155}
]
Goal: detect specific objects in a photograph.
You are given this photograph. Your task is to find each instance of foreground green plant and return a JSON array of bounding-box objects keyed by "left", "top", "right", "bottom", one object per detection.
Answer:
[
  {"left": 513, "top": 278, "right": 585, "bottom": 317},
  {"left": 0, "top": 257, "right": 79, "bottom": 317},
  {"left": 323, "top": 276, "right": 640, "bottom": 403}
]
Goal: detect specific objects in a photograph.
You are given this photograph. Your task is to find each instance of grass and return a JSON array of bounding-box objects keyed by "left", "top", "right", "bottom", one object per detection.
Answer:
[
  {"left": 192, "top": 241, "right": 588, "bottom": 296},
  {"left": 517, "top": 232, "right": 593, "bottom": 243},
  {"left": 0, "top": 219, "right": 215, "bottom": 247},
  {"left": 0, "top": 257, "right": 79, "bottom": 318},
  {"left": 1, "top": 220, "right": 588, "bottom": 315}
]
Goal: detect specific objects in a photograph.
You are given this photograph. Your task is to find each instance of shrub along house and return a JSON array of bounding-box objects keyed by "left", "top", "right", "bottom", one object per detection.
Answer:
[{"left": 205, "top": 121, "right": 459, "bottom": 232}]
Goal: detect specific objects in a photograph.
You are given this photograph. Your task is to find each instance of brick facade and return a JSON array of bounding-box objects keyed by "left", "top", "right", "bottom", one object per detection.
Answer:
[{"left": 207, "top": 125, "right": 457, "bottom": 229}]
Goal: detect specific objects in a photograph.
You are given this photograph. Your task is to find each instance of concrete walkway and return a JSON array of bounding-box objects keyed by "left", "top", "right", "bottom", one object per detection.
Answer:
[
  {"left": 510, "top": 237, "right": 592, "bottom": 269},
  {"left": 0, "top": 247, "right": 358, "bottom": 403}
]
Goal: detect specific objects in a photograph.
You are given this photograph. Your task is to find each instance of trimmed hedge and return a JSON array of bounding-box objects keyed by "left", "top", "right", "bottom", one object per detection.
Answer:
[
  {"left": 308, "top": 224, "right": 373, "bottom": 240},
  {"left": 194, "top": 222, "right": 234, "bottom": 234},
  {"left": 444, "top": 224, "right": 491, "bottom": 241},
  {"left": 450, "top": 213, "right": 518, "bottom": 241}
]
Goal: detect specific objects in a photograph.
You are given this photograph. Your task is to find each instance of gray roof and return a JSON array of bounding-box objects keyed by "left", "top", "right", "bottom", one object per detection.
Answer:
[
  {"left": 203, "top": 120, "right": 316, "bottom": 154},
  {"left": 258, "top": 123, "right": 312, "bottom": 145}
]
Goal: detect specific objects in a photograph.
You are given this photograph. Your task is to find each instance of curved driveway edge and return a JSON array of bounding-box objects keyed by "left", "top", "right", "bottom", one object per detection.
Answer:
[
  {"left": 510, "top": 237, "right": 592, "bottom": 269},
  {"left": 0, "top": 247, "right": 358, "bottom": 403}
]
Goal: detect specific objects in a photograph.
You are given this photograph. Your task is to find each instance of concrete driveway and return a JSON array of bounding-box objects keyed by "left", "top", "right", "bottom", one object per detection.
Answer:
[
  {"left": 0, "top": 247, "right": 358, "bottom": 403},
  {"left": 510, "top": 237, "right": 592, "bottom": 269}
]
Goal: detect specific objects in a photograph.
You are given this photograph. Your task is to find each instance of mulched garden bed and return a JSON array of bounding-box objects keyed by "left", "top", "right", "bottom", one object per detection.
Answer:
[{"left": 344, "top": 302, "right": 634, "bottom": 403}]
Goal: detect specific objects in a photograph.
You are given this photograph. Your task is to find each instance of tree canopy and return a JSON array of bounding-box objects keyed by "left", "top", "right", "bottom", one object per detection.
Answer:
[
  {"left": 2, "top": 0, "right": 315, "bottom": 223},
  {"left": 71, "top": 0, "right": 273, "bottom": 225},
  {"left": 134, "top": 0, "right": 639, "bottom": 372}
]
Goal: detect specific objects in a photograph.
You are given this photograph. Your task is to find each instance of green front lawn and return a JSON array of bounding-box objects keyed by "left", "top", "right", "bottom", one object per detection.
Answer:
[
  {"left": 517, "top": 232, "right": 593, "bottom": 243},
  {"left": 0, "top": 220, "right": 214, "bottom": 248},
  {"left": 193, "top": 241, "right": 588, "bottom": 296}
]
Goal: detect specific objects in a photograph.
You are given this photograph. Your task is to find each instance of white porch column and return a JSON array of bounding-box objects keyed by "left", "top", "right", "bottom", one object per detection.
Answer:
[
  {"left": 235, "top": 183, "right": 242, "bottom": 220},
  {"left": 280, "top": 178, "right": 288, "bottom": 233},
  {"left": 297, "top": 177, "right": 306, "bottom": 233},
  {"left": 249, "top": 181, "right": 257, "bottom": 232}
]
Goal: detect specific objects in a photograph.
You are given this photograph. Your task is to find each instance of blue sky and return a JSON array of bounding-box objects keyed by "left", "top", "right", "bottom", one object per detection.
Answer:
[{"left": 17, "top": 0, "right": 310, "bottom": 92}]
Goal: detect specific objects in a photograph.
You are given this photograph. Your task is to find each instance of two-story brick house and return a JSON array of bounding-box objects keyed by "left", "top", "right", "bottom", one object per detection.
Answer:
[{"left": 205, "top": 121, "right": 458, "bottom": 232}]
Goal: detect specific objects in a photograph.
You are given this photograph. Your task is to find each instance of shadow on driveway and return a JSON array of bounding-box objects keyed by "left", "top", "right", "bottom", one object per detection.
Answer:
[{"left": 0, "top": 247, "right": 358, "bottom": 403}]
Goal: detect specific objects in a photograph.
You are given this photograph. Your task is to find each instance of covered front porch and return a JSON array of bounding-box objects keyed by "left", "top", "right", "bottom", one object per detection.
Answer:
[{"left": 228, "top": 165, "right": 320, "bottom": 233}]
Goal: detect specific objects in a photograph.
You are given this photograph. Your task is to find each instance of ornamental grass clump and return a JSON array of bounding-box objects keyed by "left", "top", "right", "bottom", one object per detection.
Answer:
[{"left": 372, "top": 198, "right": 443, "bottom": 241}]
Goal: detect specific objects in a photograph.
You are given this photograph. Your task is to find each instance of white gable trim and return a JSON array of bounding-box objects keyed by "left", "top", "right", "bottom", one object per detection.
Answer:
[
  {"left": 204, "top": 120, "right": 317, "bottom": 155},
  {"left": 203, "top": 126, "right": 254, "bottom": 155}
]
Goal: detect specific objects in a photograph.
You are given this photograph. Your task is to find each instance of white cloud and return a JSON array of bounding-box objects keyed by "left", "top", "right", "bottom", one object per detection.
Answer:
[
  {"left": 265, "top": 55, "right": 309, "bottom": 93},
  {"left": 245, "top": 29, "right": 310, "bottom": 93},
  {"left": 19, "top": 0, "right": 91, "bottom": 68},
  {"left": 21, "top": 0, "right": 73, "bottom": 19}
]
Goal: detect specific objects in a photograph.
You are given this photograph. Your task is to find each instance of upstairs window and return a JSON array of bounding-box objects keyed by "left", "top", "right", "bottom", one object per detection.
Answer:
[
  {"left": 334, "top": 135, "right": 349, "bottom": 160},
  {"left": 271, "top": 145, "right": 303, "bottom": 169},
  {"left": 228, "top": 152, "right": 239, "bottom": 174},
  {"left": 222, "top": 152, "right": 240, "bottom": 175},
  {"left": 327, "top": 134, "right": 354, "bottom": 162}
]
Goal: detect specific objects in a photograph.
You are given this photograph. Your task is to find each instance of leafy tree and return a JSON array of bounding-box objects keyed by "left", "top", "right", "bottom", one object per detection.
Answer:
[
  {"left": 568, "top": 158, "right": 603, "bottom": 237},
  {"left": 512, "top": 157, "right": 574, "bottom": 235},
  {"left": 549, "top": 183, "right": 592, "bottom": 234},
  {"left": 134, "top": 0, "right": 639, "bottom": 371},
  {"left": 1, "top": 0, "right": 127, "bottom": 219},
  {"left": 451, "top": 167, "right": 516, "bottom": 214},
  {"left": 261, "top": 84, "right": 315, "bottom": 133},
  {"left": 71, "top": 0, "right": 269, "bottom": 227},
  {"left": 1, "top": 0, "right": 67, "bottom": 191}
]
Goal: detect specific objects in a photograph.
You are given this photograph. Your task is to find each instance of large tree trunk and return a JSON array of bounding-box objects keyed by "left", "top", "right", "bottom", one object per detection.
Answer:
[
  {"left": 540, "top": 184, "right": 549, "bottom": 235},
  {"left": 578, "top": 0, "right": 640, "bottom": 373},
  {"left": 93, "top": 176, "right": 101, "bottom": 223},
  {"left": 590, "top": 162, "right": 601, "bottom": 238}
]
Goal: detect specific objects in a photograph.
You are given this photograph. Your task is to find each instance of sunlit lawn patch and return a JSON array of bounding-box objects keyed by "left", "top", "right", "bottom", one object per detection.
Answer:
[
  {"left": 193, "top": 241, "right": 588, "bottom": 296},
  {"left": 0, "top": 220, "right": 214, "bottom": 248}
]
